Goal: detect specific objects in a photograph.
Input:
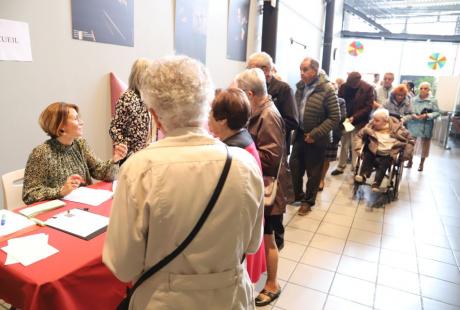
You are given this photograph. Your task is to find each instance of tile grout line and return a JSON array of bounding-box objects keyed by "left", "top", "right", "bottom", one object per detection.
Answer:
[
  {"left": 320, "top": 174, "right": 364, "bottom": 310},
  {"left": 408, "top": 171, "right": 427, "bottom": 310}
]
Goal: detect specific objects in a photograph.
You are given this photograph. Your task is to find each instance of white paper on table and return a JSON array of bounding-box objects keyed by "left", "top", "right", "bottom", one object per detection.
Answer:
[
  {"left": 343, "top": 119, "right": 355, "bottom": 132},
  {"left": 0, "top": 210, "right": 35, "bottom": 237},
  {"left": 63, "top": 187, "right": 113, "bottom": 206},
  {"left": 44, "top": 209, "right": 109, "bottom": 239},
  {"left": 4, "top": 253, "right": 19, "bottom": 265},
  {"left": 1, "top": 233, "right": 59, "bottom": 266}
]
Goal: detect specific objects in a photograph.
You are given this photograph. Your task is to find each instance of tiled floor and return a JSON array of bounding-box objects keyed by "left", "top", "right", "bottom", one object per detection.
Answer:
[{"left": 256, "top": 141, "right": 460, "bottom": 310}]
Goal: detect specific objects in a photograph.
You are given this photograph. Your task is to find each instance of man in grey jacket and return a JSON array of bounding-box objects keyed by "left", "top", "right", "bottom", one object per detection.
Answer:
[{"left": 290, "top": 57, "right": 340, "bottom": 215}]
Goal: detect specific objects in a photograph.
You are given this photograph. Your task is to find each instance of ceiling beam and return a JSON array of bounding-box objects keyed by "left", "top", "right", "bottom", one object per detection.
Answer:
[
  {"left": 344, "top": 3, "right": 391, "bottom": 33},
  {"left": 341, "top": 30, "right": 460, "bottom": 42}
]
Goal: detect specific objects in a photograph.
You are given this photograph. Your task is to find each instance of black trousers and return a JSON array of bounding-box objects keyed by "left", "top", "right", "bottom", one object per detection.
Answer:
[
  {"left": 289, "top": 131, "right": 326, "bottom": 206},
  {"left": 360, "top": 150, "right": 392, "bottom": 185}
]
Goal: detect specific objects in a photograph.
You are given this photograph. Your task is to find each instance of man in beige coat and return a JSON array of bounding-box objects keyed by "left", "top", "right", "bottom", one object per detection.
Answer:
[{"left": 103, "top": 56, "right": 264, "bottom": 309}]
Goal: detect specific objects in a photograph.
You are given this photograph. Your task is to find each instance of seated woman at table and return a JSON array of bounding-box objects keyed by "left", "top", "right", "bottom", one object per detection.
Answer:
[
  {"left": 103, "top": 56, "right": 264, "bottom": 309},
  {"left": 208, "top": 87, "right": 266, "bottom": 284},
  {"left": 22, "top": 102, "right": 127, "bottom": 205}
]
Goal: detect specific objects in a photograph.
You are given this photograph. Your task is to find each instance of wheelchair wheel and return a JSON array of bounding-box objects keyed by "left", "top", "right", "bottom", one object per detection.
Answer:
[{"left": 392, "top": 161, "right": 404, "bottom": 201}]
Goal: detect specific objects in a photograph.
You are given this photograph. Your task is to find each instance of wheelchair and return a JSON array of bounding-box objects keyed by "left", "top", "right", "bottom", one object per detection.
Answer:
[{"left": 352, "top": 144, "right": 405, "bottom": 204}]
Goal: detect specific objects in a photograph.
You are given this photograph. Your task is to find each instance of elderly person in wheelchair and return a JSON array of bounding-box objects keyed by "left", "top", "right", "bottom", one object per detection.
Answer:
[{"left": 353, "top": 108, "right": 414, "bottom": 193}]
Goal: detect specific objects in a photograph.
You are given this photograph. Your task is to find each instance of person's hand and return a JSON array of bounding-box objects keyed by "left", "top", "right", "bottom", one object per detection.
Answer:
[
  {"left": 348, "top": 117, "right": 354, "bottom": 124},
  {"left": 304, "top": 133, "right": 315, "bottom": 144},
  {"left": 372, "top": 101, "right": 381, "bottom": 109},
  {"left": 60, "top": 174, "right": 85, "bottom": 196},
  {"left": 420, "top": 113, "right": 428, "bottom": 120},
  {"left": 112, "top": 143, "right": 128, "bottom": 163}
]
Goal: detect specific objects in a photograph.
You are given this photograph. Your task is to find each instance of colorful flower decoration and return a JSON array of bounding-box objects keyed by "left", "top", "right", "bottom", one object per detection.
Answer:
[
  {"left": 427, "top": 53, "right": 447, "bottom": 70},
  {"left": 348, "top": 41, "right": 364, "bottom": 56}
]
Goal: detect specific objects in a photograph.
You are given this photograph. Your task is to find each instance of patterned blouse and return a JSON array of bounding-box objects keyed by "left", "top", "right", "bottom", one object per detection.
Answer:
[
  {"left": 109, "top": 89, "right": 151, "bottom": 158},
  {"left": 22, "top": 138, "right": 118, "bottom": 204}
]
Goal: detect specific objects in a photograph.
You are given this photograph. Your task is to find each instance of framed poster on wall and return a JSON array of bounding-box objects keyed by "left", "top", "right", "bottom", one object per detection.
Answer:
[
  {"left": 226, "top": 0, "right": 250, "bottom": 61},
  {"left": 71, "top": 0, "right": 134, "bottom": 47},
  {"left": 175, "top": 0, "right": 209, "bottom": 64}
]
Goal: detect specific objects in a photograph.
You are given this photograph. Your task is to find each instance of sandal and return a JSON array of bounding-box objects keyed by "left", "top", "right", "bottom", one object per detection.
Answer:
[{"left": 255, "top": 288, "right": 281, "bottom": 307}]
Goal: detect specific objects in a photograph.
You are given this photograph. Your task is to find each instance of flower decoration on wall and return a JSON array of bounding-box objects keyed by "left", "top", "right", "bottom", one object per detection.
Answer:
[
  {"left": 348, "top": 41, "right": 364, "bottom": 56},
  {"left": 427, "top": 53, "right": 447, "bottom": 70}
]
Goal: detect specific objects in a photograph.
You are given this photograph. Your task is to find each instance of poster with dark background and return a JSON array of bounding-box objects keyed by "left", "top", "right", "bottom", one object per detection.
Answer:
[
  {"left": 175, "top": 0, "right": 209, "bottom": 64},
  {"left": 227, "top": 0, "right": 250, "bottom": 61},
  {"left": 71, "top": 0, "right": 134, "bottom": 47}
]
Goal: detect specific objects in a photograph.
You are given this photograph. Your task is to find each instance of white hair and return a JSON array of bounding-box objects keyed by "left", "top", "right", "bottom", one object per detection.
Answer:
[
  {"left": 247, "top": 52, "right": 273, "bottom": 70},
  {"left": 419, "top": 81, "right": 431, "bottom": 90},
  {"left": 140, "top": 55, "right": 214, "bottom": 132},
  {"left": 235, "top": 68, "right": 267, "bottom": 97},
  {"left": 372, "top": 108, "right": 390, "bottom": 120}
]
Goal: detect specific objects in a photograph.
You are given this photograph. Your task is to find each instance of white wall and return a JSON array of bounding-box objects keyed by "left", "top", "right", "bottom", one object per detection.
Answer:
[
  {"left": 276, "top": 0, "right": 325, "bottom": 88},
  {"left": 0, "top": 0, "right": 262, "bottom": 207}
]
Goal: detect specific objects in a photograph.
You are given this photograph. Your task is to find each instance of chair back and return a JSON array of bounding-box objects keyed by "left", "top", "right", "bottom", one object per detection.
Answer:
[{"left": 2, "top": 168, "right": 25, "bottom": 210}]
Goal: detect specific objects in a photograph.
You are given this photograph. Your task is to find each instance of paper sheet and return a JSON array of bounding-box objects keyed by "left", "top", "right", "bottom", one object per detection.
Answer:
[
  {"left": 44, "top": 209, "right": 109, "bottom": 239},
  {"left": 0, "top": 210, "right": 35, "bottom": 237},
  {"left": 1, "top": 233, "right": 59, "bottom": 266},
  {"left": 343, "top": 119, "right": 355, "bottom": 132},
  {"left": 63, "top": 187, "right": 113, "bottom": 206}
]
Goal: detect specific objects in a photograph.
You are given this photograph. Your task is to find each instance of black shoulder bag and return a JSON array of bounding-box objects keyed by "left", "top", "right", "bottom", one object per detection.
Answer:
[{"left": 117, "top": 147, "right": 232, "bottom": 310}]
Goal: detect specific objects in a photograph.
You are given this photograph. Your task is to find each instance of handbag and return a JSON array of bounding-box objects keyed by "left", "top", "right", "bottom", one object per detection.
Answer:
[
  {"left": 263, "top": 156, "right": 282, "bottom": 207},
  {"left": 117, "top": 147, "right": 232, "bottom": 310}
]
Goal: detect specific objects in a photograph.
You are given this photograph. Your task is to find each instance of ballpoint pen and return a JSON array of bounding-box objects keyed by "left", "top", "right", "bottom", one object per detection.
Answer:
[{"left": 1, "top": 214, "right": 6, "bottom": 226}]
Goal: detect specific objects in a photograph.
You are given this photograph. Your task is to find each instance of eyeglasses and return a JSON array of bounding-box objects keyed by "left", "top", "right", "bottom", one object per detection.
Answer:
[{"left": 420, "top": 87, "right": 429, "bottom": 90}]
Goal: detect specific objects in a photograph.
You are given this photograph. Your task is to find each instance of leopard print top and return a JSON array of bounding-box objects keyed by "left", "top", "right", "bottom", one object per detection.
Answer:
[
  {"left": 22, "top": 138, "right": 118, "bottom": 204},
  {"left": 109, "top": 89, "right": 151, "bottom": 158}
]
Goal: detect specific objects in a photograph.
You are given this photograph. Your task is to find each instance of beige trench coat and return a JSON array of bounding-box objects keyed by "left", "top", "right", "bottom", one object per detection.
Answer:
[{"left": 103, "top": 127, "right": 264, "bottom": 310}]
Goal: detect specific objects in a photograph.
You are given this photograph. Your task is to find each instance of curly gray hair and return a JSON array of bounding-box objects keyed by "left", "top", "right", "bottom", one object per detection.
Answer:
[{"left": 140, "top": 56, "right": 214, "bottom": 132}]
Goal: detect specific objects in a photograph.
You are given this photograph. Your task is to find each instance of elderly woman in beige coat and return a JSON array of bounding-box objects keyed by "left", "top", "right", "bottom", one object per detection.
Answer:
[{"left": 103, "top": 56, "right": 264, "bottom": 310}]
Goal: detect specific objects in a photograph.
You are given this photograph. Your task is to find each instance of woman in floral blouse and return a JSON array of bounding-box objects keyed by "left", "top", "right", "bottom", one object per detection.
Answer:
[
  {"left": 109, "top": 58, "right": 152, "bottom": 163},
  {"left": 23, "top": 102, "right": 127, "bottom": 204}
]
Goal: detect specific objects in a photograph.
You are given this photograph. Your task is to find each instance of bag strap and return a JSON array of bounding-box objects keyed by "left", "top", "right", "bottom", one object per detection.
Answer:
[
  {"left": 274, "top": 154, "right": 283, "bottom": 180},
  {"left": 127, "top": 146, "right": 232, "bottom": 295}
]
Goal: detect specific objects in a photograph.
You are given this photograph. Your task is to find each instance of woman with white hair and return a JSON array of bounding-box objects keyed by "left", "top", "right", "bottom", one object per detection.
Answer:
[
  {"left": 405, "top": 82, "right": 440, "bottom": 171},
  {"left": 109, "top": 58, "right": 153, "bottom": 164},
  {"left": 103, "top": 56, "right": 264, "bottom": 310},
  {"left": 235, "top": 68, "right": 288, "bottom": 307}
]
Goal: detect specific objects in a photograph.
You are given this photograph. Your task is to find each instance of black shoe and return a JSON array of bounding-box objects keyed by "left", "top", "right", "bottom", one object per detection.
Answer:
[{"left": 331, "top": 169, "right": 343, "bottom": 176}]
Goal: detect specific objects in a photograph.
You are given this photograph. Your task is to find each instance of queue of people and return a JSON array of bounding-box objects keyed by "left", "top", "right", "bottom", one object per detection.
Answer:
[{"left": 20, "top": 53, "right": 442, "bottom": 308}]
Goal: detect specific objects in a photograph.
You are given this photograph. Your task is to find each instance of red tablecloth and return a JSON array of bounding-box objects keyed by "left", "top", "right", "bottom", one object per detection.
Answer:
[{"left": 0, "top": 182, "right": 126, "bottom": 310}]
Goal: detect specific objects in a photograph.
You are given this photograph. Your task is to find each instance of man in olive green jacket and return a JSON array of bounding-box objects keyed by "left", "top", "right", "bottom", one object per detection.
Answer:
[{"left": 290, "top": 57, "right": 340, "bottom": 215}]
